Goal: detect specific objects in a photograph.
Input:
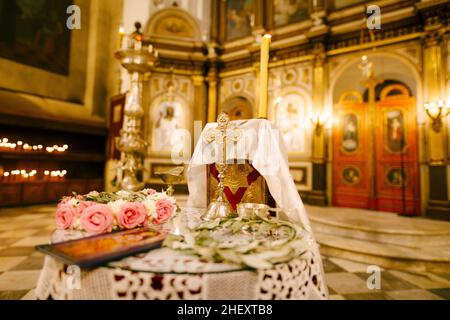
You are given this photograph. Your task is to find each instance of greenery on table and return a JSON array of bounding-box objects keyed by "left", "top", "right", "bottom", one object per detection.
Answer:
[
  {"left": 163, "top": 215, "right": 310, "bottom": 269},
  {"left": 80, "top": 191, "right": 147, "bottom": 203}
]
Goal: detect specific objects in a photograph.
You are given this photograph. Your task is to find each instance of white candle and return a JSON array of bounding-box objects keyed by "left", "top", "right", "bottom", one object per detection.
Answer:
[
  {"left": 258, "top": 34, "right": 272, "bottom": 118},
  {"left": 118, "top": 24, "right": 125, "bottom": 49}
]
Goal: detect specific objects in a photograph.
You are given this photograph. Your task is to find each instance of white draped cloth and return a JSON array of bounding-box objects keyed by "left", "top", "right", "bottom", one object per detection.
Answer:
[
  {"left": 187, "top": 118, "right": 328, "bottom": 299},
  {"left": 188, "top": 119, "right": 309, "bottom": 229}
]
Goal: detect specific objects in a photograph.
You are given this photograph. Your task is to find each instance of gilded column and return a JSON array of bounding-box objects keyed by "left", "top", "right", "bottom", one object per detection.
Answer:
[
  {"left": 207, "top": 66, "right": 218, "bottom": 123},
  {"left": 423, "top": 26, "right": 446, "bottom": 164},
  {"left": 422, "top": 12, "right": 449, "bottom": 217},
  {"left": 192, "top": 75, "right": 206, "bottom": 125},
  {"left": 311, "top": 43, "right": 328, "bottom": 206},
  {"left": 312, "top": 48, "right": 326, "bottom": 162},
  {"left": 191, "top": 75, "right": 206, "bottom": 154}
]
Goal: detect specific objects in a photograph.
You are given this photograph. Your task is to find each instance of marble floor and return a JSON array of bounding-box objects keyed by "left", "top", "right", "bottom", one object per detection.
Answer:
[{"left": 0, "top": 203, "right": 449, "bottom": 300}]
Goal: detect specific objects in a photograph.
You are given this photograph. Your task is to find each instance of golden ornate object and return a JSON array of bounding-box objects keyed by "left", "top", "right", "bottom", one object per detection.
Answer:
[
  {"left": 201, "top": 113, "right": 242, "bottom": 221},
  {"left": 237, "top": 203, "right": 270, "bottom": 220},
  {"left": 154, "top": 166, "right": 184, "bottom": 196},
  {"left": 207, "top": 161, "right": 269, "bottom": 210},
  {"left": 114, "top": 23, "right": 159, "bottom": 191}
]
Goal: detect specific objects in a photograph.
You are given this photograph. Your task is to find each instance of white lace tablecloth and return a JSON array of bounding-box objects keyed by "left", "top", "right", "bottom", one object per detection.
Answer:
[{"left": 35, "top": 209, "right": 328, "bottom": 300}]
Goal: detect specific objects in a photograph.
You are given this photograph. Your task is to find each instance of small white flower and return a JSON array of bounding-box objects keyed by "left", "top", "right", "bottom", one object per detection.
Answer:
[
  {"left": 68, "top": 198, "right": 78, "bottom": 207},
  {"left": 72, "top": 218, "right": 81, "bottom": 230},
  {"left": 143, "top": 198, "right": 157, "bottom": 219},
  {"left": 108, "top": 199, "right": 127, "bottom": 216},
  {"left": 116, "top": 190, "right": 130, "bottom": 198},
  {"left": 87, "top": 191, "right": 99, "bottom": 197}
]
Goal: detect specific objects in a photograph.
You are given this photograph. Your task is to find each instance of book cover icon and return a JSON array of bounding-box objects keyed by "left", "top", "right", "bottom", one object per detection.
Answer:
[{"left": 36, "top": 228, "right": 167, "bottom": 268}]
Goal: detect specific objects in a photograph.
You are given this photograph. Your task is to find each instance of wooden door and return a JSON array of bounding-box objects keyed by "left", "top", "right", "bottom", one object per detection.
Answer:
[
  {"left": 374, "top": 85, "right": 420, "bottom": 215},
  {"left": 332, "top": 92, "right": 371, "bottom": 209},
  {"left": 332, "top": 85, "right": 420, "bottom": 215}
]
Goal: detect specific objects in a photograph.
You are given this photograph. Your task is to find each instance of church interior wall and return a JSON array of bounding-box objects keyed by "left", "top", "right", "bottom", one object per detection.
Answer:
[{"left": 1, "top": 0, "right": 449, "bottom": 219}]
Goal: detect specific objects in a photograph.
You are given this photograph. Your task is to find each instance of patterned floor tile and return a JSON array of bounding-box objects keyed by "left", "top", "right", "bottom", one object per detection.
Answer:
[
  {"left": 0, "top": 257, "right": 28, "bottom": 272},
  {"left": 329, "top": 294, "right": 346, "bottom": 300},
  {"left": 437, "top": 273, "right": 450, "bottom": 282},
  {"left": 325, "top": 273, "right": 374, "bottom": 294},
  {"left": 388, "top": 271, "right": 450, "bottom": 290},
  {"left": 29, "top": 229, "right": 54, "bottom": 237},
  {"left": 322, "top": 258, "right": 346, "bottom": 273},
  {"left": 327, "top": 286, "right": 337, "bottom": 295},
  {"left": 354, "top": 271, "right": 418, "bottom": 291},
  {"left": 0, "top": 238, "right": 23, "bottom": 246},
  {"left": 13, "top": 214, "right": 51, "bottom": 221},
  {"left": 11, "top": 236, "right": 51, "bottom": 247},
  {"left": 343, "top": 292, "right": 393, "bottom": 300},
  {"left": 0, "top": 247, "right": 37, "bottom": 257},
  {"left": 329, "top": 257, "right": 383, "bottom": 273},
  {"left": 0, "top": 229, "right": 40, "bottom": 238},
  {"left": 0, "top": 290, "right": 30, "bottom": 300},
  {"left": 386, "top": 289, "right": 444, "bottom": 300},
  {"left": 21, "top": 289, "right": 36, "bottom": 300},
  {"left": 10, "top": 256, "right": 45, "bottom": 271},
  {"left": 430, "top": 288, "right": 450, "bottom": 300},
  {"left": 0, "top": 225, "right": 15, "bottom": 232},
  {"left": 22, "top": 220, "right": 55, "bottom": 229},
  {"left": 1, "top": 204, "right": 450, "bottom": 300},
  {"left": 0, "top": 270, "right": 41, "bottom": 291}
]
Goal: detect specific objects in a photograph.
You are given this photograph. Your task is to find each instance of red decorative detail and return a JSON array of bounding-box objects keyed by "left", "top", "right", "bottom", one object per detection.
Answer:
[
  {"left": 223, "top": 187, "right": 247, "bottom": 210},
  {"left": 210, "top": 164, "right": 219, "bottom": 179},
  {"left": 209, "top": 164, "right": 262, "bottom": 210},
  {"left": 247, "top": 168, "right": 260, "bottom": 185}
]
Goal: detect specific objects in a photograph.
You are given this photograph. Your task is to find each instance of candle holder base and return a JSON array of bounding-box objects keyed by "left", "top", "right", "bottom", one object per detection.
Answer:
[{"left": 201, "top": 200, "right": 236, "bottom": 221}]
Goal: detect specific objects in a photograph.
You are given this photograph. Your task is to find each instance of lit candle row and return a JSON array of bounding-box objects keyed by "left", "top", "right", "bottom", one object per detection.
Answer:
[
  {"left": 0, "top": 138, "right": 69, "bottom": 153},
  {"left": 1, "top": 169, "right": 68, "bottom": 180}
]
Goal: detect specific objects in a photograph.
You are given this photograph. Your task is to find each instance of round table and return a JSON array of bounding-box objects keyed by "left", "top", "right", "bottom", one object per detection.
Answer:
[{"left": 35, "top": 209, "right": 328, "bottom": 300}]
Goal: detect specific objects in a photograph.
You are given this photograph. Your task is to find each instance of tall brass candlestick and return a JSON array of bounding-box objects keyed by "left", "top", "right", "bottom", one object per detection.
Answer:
[{"left": 258, "top": 34, "right": 271, "bottom": 118}]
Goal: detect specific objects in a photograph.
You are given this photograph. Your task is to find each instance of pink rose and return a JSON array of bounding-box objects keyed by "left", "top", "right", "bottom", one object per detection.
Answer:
[
  {"left": 55, "top": 204, "right": 75, "bottom": 230},
  {"left": 118, "top": 202, "right": 147, "bottom": 229},
  {"left": 57, "top": 196, "right": 72, "bottom": 208},
  {"left": 80, "top": 204, "right": 113, "bottom": 234},
  {"left": 146, "top": 189, "right": 157, "bottom": 196},
  {"left": 153, "top": 199, "right": 175, "bottom": 225},
  {"left": 76, "top": 201, "right": 96, "bottom": 218}
]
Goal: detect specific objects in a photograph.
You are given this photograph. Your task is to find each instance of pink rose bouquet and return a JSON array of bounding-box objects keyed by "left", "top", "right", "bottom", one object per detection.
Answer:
[{"left": 54, "top": 189, "right": 177, "bottom": 234}]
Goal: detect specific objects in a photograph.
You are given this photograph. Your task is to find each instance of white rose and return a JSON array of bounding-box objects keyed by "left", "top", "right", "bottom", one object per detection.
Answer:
[
  {"left": 108, "top": 199, "right": 127, "bottom": 217},
  {"left": 143, "top": 199, "right": 157, "bottom": 219},
  {"left": 68, "top": 198, "right": 78, "bottom": 207}
]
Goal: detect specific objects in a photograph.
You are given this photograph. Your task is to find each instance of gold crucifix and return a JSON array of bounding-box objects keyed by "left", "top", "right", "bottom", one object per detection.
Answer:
[{"left": 201, "top": 112, "right": 242, "bottom": 221}]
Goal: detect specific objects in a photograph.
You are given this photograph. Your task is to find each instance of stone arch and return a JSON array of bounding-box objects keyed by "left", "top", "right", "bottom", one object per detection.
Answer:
[
  {"left": 144, "top": 7, "right": 202, "bottom": 41},
  {"left": 329, "top": 52, "right": 423, "bottom": 121}
]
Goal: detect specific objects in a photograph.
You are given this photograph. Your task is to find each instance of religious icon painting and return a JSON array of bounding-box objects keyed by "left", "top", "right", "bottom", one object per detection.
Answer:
[
  {"left": 152, "top": 100, "right": 184, "bottom": 154},
  {"left": 341, "top": 113, "right": 359, "bottom": 153},
  {"left": 384, "top": 109, "right": 407, "bottom": 154},
  {"left": 342, "top": 166, "right": 361, "bottom": 185},
  {"left": 274, "top": 93, "right": 308, "bottom": 155},
  {"left": 385, "top": 167, "right": 407, "bottom": 188},
  {"left": 226, "top": 0, "right": 254, "bottom": 40},
  {"left": 0, "top": 0, "right": 72, "bottom": 75},
  {"left": 273, "top": 0, "right": 310, "bottom": 27}
]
